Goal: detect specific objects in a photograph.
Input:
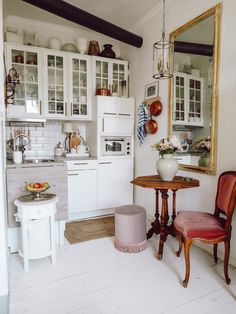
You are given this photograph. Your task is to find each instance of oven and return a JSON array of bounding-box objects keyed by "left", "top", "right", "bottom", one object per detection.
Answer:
[{"left": 100, "top": 136, "right": 132, "bottom": 157}]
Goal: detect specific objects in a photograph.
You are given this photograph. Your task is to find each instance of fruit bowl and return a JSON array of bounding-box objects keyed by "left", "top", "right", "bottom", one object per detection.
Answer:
[
  {"left": 25, "top": 181, "right": 50, "bottom": 192},
  {"left": 25, "top": 182, "right": 50, "bottom": 199}
]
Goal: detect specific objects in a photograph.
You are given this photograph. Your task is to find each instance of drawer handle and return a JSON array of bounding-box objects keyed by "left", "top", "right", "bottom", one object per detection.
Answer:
[
  {"left": 104, "top": 113, "right": 116, "bottom": 115},
  {"left": 68, "top": 173, "right": 79, "bottom": 176},
  {"left": 74, "top": 163, "right": 88, "bottom": 165},
  {"left": 21, "top": 165, "right": 54, "bottom": 168},
  {"left": 99, "top": 162, "right": 112, "bottom": 164},
  {"left": 118, "top": 113, "right": 130, "bottom": 116}
]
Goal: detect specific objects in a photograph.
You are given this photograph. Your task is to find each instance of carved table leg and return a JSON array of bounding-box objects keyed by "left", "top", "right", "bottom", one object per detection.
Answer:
[
  {"left": 168, "top": 189, "right": 178, "bottom": 237},
  {"left": 157, "top": 189, "right": 169, "bottom": 260},
  {"left": 147, "top": 189, "right": 161, "bottom": 239}
]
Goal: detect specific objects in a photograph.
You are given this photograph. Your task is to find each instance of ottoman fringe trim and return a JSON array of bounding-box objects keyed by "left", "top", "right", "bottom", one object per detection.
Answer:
[{"left": 114, "top": 238, "right": 147, "bottom": 253}]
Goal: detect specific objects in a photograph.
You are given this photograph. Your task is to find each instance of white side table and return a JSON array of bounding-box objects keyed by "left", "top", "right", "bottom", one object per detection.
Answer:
[{"left": 14, "top": 195, "right": 58, "bottom": 271}]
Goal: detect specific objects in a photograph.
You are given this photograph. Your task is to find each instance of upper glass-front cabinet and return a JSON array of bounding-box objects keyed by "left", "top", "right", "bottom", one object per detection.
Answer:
[
  {"left": 44, "top": 52, "right": 67, "bottom": 118},
  {"left": 5, "top": 44, "right": 42, "bottom": 118},
  {"left": 68, "top": 55, "right": 91, "bottom": 119},
  {"left": 93, "top": 57, "right": 128, "bottom": 96},
  {"left": 173, "top": 72, "right": 203, "bottom": 127}
]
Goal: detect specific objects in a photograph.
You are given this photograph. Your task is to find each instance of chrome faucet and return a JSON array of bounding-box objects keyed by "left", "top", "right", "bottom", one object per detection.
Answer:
[{"left": 14, "top": 134, "right": 31, "bottom": 151}]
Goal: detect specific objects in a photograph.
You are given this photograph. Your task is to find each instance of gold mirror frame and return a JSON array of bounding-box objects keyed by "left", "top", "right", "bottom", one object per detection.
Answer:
[{"left": 168, "top": 3, "right": 222, "bottom": 175}]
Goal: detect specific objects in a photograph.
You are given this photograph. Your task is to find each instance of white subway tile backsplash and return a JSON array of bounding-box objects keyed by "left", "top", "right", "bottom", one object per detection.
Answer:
[
  {"left": 6, "top": 121, "right": 86, "bottom": 157},
  {"left": 24, "top": 151, "right": 37, "bottom": 158},
  {"left": 31, "top": 144, "right": 43, "bottom": 150}
]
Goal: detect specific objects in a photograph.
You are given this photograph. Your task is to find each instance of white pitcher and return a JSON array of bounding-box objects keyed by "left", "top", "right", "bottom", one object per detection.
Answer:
[{"left": 77, "top": 144, "right": 90, "bottom": 155}]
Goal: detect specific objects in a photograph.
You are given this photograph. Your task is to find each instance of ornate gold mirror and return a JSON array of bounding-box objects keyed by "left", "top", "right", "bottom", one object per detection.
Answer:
[{"left": 168, "top": 3, "right": 221, "bottom": 175}]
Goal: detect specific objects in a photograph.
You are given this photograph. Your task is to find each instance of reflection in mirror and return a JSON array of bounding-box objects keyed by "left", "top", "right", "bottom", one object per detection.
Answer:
[{"left": 168, "top": 4, "right": 221, "bottom": 175}]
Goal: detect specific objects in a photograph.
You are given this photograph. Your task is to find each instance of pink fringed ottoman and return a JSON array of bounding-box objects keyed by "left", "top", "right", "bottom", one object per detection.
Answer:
[{"left": 114, "top": 205, "right": 147, "bottom": 253}]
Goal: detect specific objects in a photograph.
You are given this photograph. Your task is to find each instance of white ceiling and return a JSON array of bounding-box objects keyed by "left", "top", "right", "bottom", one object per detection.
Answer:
[{"left": 5, "top": 0, "right": 160, "bottom": 31}]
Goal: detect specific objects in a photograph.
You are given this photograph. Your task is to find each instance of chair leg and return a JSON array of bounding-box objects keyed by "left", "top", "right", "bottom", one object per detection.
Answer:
[
  {"left": 183, "top": 238, "right": 191, "bottom": 288},
  {"left": 213, "top": 243, "right": 218, "bottom": 263},
  {"left": 224, "top": 240, "right": 231, "bottom": 285},
  {"left": 176, "top": 235, "right": 182, "bottom": 257}
]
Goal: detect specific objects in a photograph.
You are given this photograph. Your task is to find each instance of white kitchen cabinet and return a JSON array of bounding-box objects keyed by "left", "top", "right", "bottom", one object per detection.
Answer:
[
  {"left": 43, "top": 50, "right": 67, "bottom": 118},
  {"left": 98, "top": 159, "right": 133, "bottom": 209},
  {"left": 43, "top": 51, "right": 92, "bottom": 120},
  {"left": 92, "top": 57, "right": 128, "bottom": 96},
  {"left": 94, "top": 96, "right": 134, "bottom": 135},
  {"left": 173, "top": 72, "right": 204, "bottom": 126},
  {"left": 5, "top": 43, "right": 93, "bottom": 121},
  {"left": 5, "top": 43, "right": 43, "bottom": 119},
  {"left": 68, "top": 54, "right": 92, "bottom": 120},
  {"left": 67, "top": 160, "right": 97, "bottom": 214}
]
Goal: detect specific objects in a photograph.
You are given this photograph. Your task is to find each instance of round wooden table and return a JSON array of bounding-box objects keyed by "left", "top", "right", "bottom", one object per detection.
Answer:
[{"left": 131, "top": 175, "right": 199, "bottom": 260}]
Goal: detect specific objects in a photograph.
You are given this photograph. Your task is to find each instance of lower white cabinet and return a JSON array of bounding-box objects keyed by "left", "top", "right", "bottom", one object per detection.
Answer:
[
  {"left": 67, "top": 161, "right": 97, "bottom": 213},
  {"left": 97, "top": 159, "right": 133, "bottom": 209}
]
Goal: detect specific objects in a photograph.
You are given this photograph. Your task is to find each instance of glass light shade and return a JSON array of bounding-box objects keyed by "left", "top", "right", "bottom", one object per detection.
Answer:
[
  {"left": 62, "top": 122, "right": 73, "bottom": 133},
  {"left": 153, "top": 34, "right": 173, "bottom": 80}
]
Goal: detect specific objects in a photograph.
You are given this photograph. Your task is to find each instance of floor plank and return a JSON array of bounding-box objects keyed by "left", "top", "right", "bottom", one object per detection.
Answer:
[{"left": 9, "top": 236, "right": 236, "bottom": 314}]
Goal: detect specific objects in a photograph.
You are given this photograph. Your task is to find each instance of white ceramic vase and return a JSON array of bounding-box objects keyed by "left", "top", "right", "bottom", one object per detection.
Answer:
[
  {"left": 156, "top": 154, "right": 178, "bottom": 181},
  {"left": 76, "top": 37, "right": 88, "bottom": 54}
]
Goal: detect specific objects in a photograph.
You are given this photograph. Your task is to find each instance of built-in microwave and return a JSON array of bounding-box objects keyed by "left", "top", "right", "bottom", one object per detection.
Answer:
[{"left": 100, "top": 136, "right": 132, "bottom": 156}]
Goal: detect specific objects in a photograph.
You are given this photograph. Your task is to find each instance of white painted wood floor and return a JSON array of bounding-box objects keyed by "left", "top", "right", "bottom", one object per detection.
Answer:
[{"left": 9, "top": 236, "right": 236, "bottom": 314}]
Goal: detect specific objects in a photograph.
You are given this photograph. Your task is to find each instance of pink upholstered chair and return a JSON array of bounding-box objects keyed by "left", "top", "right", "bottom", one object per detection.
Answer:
[{"left": 174, "top": 171, "right": 236, "bottom": 287}]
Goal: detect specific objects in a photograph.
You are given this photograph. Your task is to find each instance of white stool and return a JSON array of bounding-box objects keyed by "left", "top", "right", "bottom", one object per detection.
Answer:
[
  {"left": 14, "top": 196, "right": 58, "bottom": 271},
  {"left": 114, "top": 204, "right": 147, "bottom": 253}
]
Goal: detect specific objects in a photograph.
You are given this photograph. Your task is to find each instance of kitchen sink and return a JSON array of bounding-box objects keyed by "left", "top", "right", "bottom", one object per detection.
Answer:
[{"left": 23, "top": 158, "right": 56, "bottom": 164}]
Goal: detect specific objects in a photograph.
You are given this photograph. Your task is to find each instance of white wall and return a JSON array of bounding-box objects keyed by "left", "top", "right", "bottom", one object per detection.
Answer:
[
  {"left": 121, "top": 0, "right": 236, "bottom": 263},
  {"left": 0, "top": 0, "right": 9, "bottom": 297}
]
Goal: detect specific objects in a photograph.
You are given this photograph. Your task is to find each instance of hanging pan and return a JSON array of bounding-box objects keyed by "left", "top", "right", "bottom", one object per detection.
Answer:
[
  {"left": 149, "top": 100, "right": 162, "bottom": 116},
  {"left": 145, "top": 119, "right": 158, "bottom": 135}
]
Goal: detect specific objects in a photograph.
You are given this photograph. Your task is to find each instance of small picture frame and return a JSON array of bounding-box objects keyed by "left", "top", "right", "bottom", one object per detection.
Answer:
[{"left": 145, "top": 82, "right": 159, "bottom": 100}]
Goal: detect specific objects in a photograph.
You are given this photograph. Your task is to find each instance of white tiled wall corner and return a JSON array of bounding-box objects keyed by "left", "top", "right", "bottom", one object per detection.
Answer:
[{"left": 6, "top": 121, "right": 87, "bottom": 158}]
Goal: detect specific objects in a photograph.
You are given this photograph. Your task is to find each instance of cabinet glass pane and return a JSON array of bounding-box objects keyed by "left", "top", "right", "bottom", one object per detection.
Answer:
[
  {"left": 56, "top": 102, "right": 64, "bottom": 114},
  {"left": 102, "top": 62, "right": 108, "bottom": 77},
  {"left": 80, "top": 73, "right": 87, "bottom": 87},
  {"left": 72, "top": 104, "right": 80, "bottom": 115},
  {"left": 96, "top": 61, "right": 102, "bottom": 77},
  {"left": 48, "top": 102, "right": 55, "bottom": 114},
  {"left": 25, "top": 65, "right": 38, "bottom": 83},
  {"left": 73, "top": 72, "right": 79, "bottom": 86},
  {"left": 80, "top": 60, "right": 87, "bottom": 72},
  {"left": 56, "top": 69, "right": 63, "bottom": 85},
  {"left": 80, "top": 104, "right": 87, "bottom": 115},
  {"left": 26, "top": 83, "right": 38, "bottom": 98},
  {"left": 12, "top": 50, "right": 24, "bottom": 64},
  {"left": 196, "top": 81, "right": 200, "bottom": 89},
  {"left": 102, "top": 78, "right": 108, "bottom": 89},
  {"left": 25, "top": 52, "right": 37, "bottom": 65},
  {"left": 73, "top": 88, "right": 79, "bottom": 103},
  {"left": 73, "top": 59, "right": 79, "bottom": 71},
  {"left": 56, "top": 56, "right": 63, "bottom": 68},
  {"left": 196, "top": 90, "right": 200, "bottom": 101},
  {"left": 48, "top": 68, "right": 55, "bottom": 85},
  {"left": 48, "top": 56, "right": 55, "bottom": 67},
  {"left": 15, "top": 84, "right": 25, "bottom": 100}
]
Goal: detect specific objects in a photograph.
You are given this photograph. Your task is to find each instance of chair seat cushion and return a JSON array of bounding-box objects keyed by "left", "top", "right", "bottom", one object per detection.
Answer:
[{"left": 174, "top": 211, "right": 227, "bottom": 240}]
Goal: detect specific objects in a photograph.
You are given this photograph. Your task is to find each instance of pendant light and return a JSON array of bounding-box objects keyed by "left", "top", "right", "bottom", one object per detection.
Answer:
[{"left": 153, "top": 0, "right": 173, "bottom": 80}]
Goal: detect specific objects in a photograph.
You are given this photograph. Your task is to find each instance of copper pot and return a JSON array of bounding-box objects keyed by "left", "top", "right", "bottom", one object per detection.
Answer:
[
  {"left": 15, "top": 55, "right": 23, "bottom": 63},
  {"left": 150, "top": 100, "right": 162, "bottom": 116},
  {"left": 96, "top": 88, "right": 111, "bottom": 96},
  {"left": 145, "top": 119, "right": 158, "bottom": 134}
]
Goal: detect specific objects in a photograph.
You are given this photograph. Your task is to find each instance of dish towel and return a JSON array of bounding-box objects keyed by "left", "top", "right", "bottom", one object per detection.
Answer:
[{"left": 137, "top": 104, "right": 148, "bottom": 145}]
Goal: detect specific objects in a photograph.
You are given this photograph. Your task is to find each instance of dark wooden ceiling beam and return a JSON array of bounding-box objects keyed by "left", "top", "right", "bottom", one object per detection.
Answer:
[
  {"left": 174, "top": 41, "right": 213, "bottom": 56},
  {"left": 22, "top": 0, "right": 143, "bottom": 48}
]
